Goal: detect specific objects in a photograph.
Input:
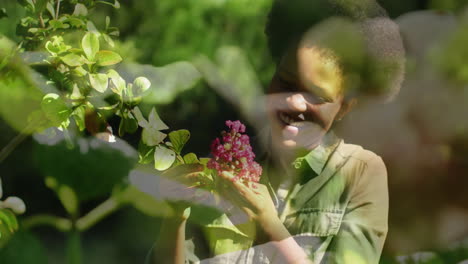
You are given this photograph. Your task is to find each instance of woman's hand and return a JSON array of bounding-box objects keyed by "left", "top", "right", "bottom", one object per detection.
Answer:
[
  {"left": 217, "top": 171, "right": 294, "bottom": 244},
  {"left": 158, "top": 164, "right": 205, "bottom": 220}
]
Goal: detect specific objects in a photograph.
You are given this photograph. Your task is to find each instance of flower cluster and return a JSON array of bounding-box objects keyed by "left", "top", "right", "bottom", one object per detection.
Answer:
[{"left": 207, "top": 120, "right": 262, "bottom": 183}]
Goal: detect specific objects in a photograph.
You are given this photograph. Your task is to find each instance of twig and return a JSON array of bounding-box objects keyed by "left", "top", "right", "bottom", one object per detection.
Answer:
[
  {"left": 76, "top": 197, "right": 121, "bottom": 231},
  {"left": 55, "top": 0, "right": 61, "bottom": 19},
  {"left": 22, "top": 214, "right": 72, "bottom": 232}
]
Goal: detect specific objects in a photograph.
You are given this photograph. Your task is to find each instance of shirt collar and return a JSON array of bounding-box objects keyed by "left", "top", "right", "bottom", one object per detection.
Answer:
[{"left": 295, "top": 132, "right": 341, "bottom": 175}]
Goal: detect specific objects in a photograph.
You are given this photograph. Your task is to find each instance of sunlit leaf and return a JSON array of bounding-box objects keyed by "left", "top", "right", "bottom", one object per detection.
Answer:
[
  {"left": 72, "top": 105, "right": 86, "bottom": 131},
  {"left": 89, "top": 73, "right": 108, "bottom": 93},
  {"left": 72, "top": 3, "right": 88, "bottom": 16},
  {"left": 107, "top": 69, "right": 126, "bottom": 95},
  {"left": 132, "top": 76, "right": 151, "bottom": 96},
  {"left": 41, "top": 93, "right": 71, "bottom": 127},
  {"left": 154, "top": 146, "right": 176, "bottom": 171},
  {"left": 61, "top": 53, "right": 85, "bottom": 67},
  {"left": 95, "top": 50, "right": 122, "bottom": 66},
  {"left": 169, "top": 130, "right": 190, "bottom": 154},
  {"left": 183, "top": 153, "right": 199, "bottom": 164},
  {"left": 148, "top": 107, "right": 168, "bottom": 130},
  {"left": 142, "top": 128, "right": 166, "bottom": 147},
  {"left": 82, "top": 32, "right": 99, "bottom": 60}
]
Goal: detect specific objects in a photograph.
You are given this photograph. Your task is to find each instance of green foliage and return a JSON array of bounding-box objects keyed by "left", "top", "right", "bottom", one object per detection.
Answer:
[
  {"left": 169, "top": 130, "right": 190, "bottom": 155},
  {"left": 0, "top": 231, "right": 48, "bottom": 263},
  {"left": 153, "top": 145, "right": 176, "bottom": 171},
  {"left": 34, "top": 132, "right": 137, "bottom": 201},
  {"left": 0, "top": 209, "right": 19, "bottom": 248}
]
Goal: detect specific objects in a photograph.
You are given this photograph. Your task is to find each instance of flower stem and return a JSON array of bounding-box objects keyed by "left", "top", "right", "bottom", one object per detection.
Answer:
[
  {"left": 66, "top": 229, "right": 82, "bottom": 264},
  {"left": 76, "top": 197, "right": 121, "bottom": 231},
  {"left": 22, "top": 214, "right": 72, "bottom": 232}
]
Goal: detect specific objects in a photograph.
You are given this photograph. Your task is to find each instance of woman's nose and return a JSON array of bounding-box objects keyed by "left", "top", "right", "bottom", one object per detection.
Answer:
[{"left": 286, "top": 93, "right": 307, "bottom": 112}]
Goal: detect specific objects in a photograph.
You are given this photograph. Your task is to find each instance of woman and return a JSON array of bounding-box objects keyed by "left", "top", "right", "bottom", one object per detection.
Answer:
[{"left": 153, "top": 0, "right": 405, "bottom": 263}]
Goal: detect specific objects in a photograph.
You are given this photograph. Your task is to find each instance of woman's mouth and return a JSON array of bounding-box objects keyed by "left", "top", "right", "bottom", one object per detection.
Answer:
[{"left": 278, "top": 111, "right": 307, "bottom": 128}]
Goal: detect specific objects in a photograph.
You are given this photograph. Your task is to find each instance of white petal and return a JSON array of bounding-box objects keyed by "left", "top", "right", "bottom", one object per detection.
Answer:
[{"left": 3, "top": 196, "right": 26, "bottom": 214}]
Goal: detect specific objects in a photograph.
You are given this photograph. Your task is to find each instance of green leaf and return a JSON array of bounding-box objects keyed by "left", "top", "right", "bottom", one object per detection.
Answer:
[
  {"left": 132, "top": 77, "right": 151, "bottom": 96},
  {"left": 0, "top": 8, "right": 8, "bottom": 19},
  {"left": 86, "top": 21, "right": 98, "bottom": 33},
  {"left": 82, "top": 32, "right": 99, "bottom": 60},
  {"left": 137, "top": 141, "right": 155, "bottom": 164},
  {"left": 35, "top": 134, "right": 138, "bottom": 201},
  {"left": 169, "top": 130, "right": 190, "bottom": 154},
  {"left": 57, "top": 185, "right": 79, "bottom": 216},
  {"left": 46, "top": 2, "right": 55, "bottom": 19},
  {"left": 154, "top": 146, "right": 176, "bottom": 171},
  {"left": 89, "top": 73, "right": 108, "bottom": 93},
  {"left": 142, "top": 128, "right": 166, "bottom": 146},
  {"left": 0, "top": 209, "right": 18, "bottom": 233},
  {"left": 41, "top": 93, "right": 71, "bottom": 127},
  {"left": 107, "top": 69, "right": 126, "bottom": 95},
  {"left": 183, "top": 153, "right": 199, "bottom": 164},
  {"left": 118, "top": 110, "right": 138, "bottom": 137},
  {"left": 35, "top": 0, "right": 48, "bottom": 14},
  {"left": 73, "top": 3, "right": 88, "bottom": 16},
  {"left": 72, "top": 105, "right": 86, "bottom": 131},
  {"left": 102, "top": 34, "right": 114, "bottom": 48},
  {"left": 0, "top": 231, "right": 48, "bottom": 262},
  {"left": 95, "top": 50, "right": 122, "bottom": 66},
  {"left": 61, "top": 53, "right": 85, "bottom": 67}
]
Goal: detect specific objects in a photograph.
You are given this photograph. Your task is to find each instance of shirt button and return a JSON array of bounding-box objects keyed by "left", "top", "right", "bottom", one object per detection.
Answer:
[{"left": 293, "top": 158, "right": 304, "bottom": 169}]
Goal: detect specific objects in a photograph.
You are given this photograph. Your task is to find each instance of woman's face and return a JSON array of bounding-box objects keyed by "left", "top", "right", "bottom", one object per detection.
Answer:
[{"left": 267, "top": 45, "right": 345, "bottom": 151}]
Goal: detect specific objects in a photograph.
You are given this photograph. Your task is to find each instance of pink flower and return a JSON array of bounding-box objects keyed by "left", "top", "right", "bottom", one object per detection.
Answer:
[{"left": 207, "top": 120, "right": 262, "bottom": 183}]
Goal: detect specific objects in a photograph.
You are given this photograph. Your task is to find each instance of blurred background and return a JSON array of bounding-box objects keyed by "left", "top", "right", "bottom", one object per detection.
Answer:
[{"left": 1, "top": 0, "right": 468, "bottom": 263}]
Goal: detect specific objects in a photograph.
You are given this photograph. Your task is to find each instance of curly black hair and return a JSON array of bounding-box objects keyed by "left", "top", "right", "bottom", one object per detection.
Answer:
[{"left": 265, "top": 0, "right": 405, "bottom": 100}]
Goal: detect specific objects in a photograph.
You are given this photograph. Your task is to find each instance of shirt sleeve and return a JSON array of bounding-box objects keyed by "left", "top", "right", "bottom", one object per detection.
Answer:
[{"left": 323, "top": 155, "right": 389, "bottom": 264}]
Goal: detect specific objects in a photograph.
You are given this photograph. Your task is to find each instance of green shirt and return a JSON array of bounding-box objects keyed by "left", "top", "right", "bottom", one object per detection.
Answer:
[{"left": 194, "top": 137, "right": 389, "bottom": 264}]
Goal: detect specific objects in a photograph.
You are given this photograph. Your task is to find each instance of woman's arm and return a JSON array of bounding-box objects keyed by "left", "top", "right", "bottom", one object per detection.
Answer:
[
  {"left": 220, "top": 172, "right": 313, "bottom": 264},
  {"left": 153, "top": 208, "right": 189, "bottom": 264}
]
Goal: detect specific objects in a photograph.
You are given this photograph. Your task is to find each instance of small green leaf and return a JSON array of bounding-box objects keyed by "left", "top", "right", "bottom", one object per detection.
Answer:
[
  {"left": 154, "top": 146, "right": 176, "bottom": 171},
  {"left": 46, "top": 2, "right": 55, "bottom": 18},
  {"left": 95, "top": 50, "right": 122, "bottom": 66},
  {"left": 0, "top": 8, "right": 8, "bottom": 19},
  {"left": 133, "top": 77, "right": 151, "bottom": 96},
  {"left": 86, "top": 21, "right": 98, "bottom": 33},
  {"left": 41, "top": 93, "right": 71, "bottom": 127},
  {"left": 183, "top": 153, "right": 199, "bottom": 164},
  {"left": 82, "top": 32, "right": 99, "bottom": 60},
  {"left": 102, "top": 34, "right": 114, "bottom": 48},
  {"left": 57, "top": 185, "right": 79, "bottom": 216},
  {"left": 72, "top": 105, "right": 86, "bottom": 131},
  {"left": 118, "top": 110, "right": 138, "bottom": 137},
  {"left": 169, "top": 130, "right": 190, "bottom": 154},
  {"left": 0, "top": 209, "right": 18, "bottom": 233},
  {"left": 72, "top": 3, "right": 88, "bottom": 16},
  {"left": 138, "top": 141, "right": 155, "bottom": 164},
  {"left": 107, "top": 69, "right": 126, "bottom": 95},
  {"left": 61, "top": 53, "right": 85, "bottom": 67},
  {"left": 89, "top": 73, "right": 108, "bottom": 93}
]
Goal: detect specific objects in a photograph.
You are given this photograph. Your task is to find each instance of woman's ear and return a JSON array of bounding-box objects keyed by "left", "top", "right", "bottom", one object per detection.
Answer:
[{"left": 336, "top": 98, "right": 358, "bottom": 121}]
